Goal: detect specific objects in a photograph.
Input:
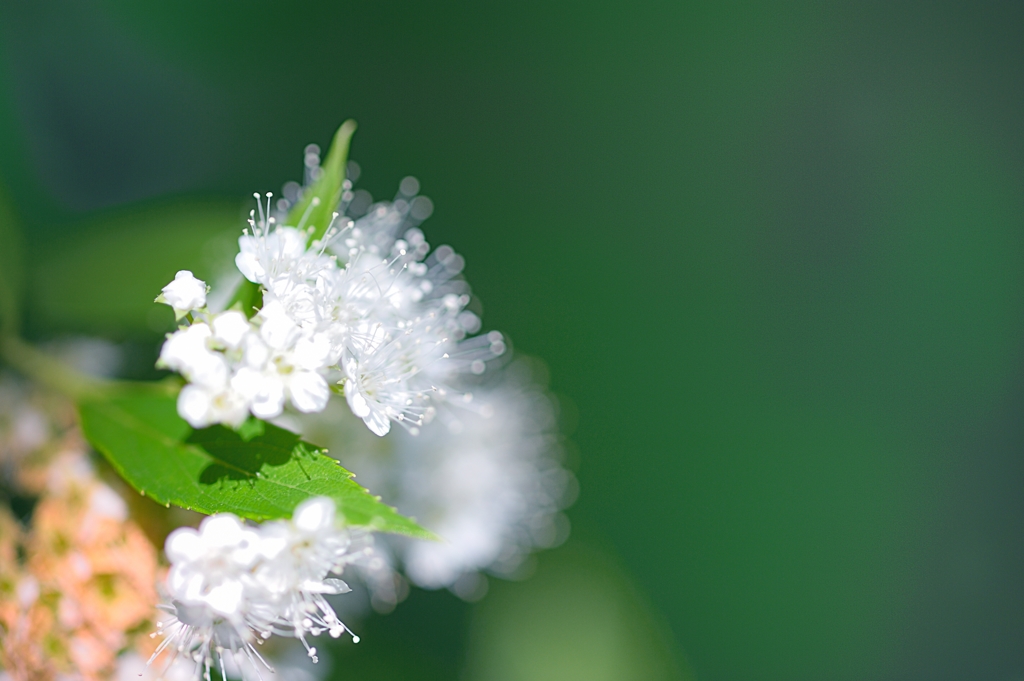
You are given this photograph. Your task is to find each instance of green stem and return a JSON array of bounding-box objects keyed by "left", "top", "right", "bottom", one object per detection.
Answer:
[
  {"left": 0, "top": 334, "right": 109, "bottom": 399},
  {"left": 0, "top": 334, "right": 179, "bottom": 401}
]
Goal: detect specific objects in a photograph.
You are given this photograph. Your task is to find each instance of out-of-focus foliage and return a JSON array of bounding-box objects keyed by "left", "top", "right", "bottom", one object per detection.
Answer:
[
  {"left": 26, "top": 199, "right": 242, "bottom": 338},
  {"left": 463, "top": 542, "right": 689, "bottom": 681}
]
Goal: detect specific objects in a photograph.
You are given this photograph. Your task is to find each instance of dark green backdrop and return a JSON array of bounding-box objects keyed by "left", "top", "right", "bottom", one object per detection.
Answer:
[{"left": 2, "top": 2, "right": 1024, "bottom": 679}]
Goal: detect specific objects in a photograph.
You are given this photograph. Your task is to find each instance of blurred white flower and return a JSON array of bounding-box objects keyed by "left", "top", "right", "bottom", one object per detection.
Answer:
[
  {"left": 296, "top": 359, "right": 576, "bottom": 602},
  {"left": 390, "top": 363, "right": 575, "bottom": 590}
]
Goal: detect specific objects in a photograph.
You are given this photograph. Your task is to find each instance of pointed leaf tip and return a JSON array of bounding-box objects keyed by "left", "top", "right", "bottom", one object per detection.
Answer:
[{"left": 287, "top": 120, "right": 358, "bottom": 243}]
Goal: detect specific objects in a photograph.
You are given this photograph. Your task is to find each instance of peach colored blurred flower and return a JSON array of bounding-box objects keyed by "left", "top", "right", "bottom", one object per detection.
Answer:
[{"left": 0, "top": 403, "right": 161, "bottom": 681}]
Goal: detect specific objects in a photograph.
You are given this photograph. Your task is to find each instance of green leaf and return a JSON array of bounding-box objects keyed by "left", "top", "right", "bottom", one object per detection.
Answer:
[
  {"left": 286, "top": 119, "right": 356, "bottom": 242},
  {"left": 78, "top": 387, "right": 432, "bottom": 538}
]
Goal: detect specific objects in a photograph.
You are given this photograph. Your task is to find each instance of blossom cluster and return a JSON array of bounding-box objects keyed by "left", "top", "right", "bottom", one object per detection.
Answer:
[
  {"left": 152, "top": 497, "right": 367, "bottom": 680},
  {"left": 148, "top": 146, "right": 576, "bottom": 673},
  {"left": 157, "top": 174, "right": 504, "bottom": 436}
]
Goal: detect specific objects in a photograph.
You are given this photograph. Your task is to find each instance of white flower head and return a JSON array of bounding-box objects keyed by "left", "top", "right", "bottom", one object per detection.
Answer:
[
  {"left": 165, "top": 514, "right": 262, "bottom": 614},
  {"left": 236, "top": 225, "right": 311, "bottom": 287},
  {"left": 153, "top": 498, "right": 369, "bottom": 680},
  {"left": 157, "top": 270, "right": 208, "bottom": 320},
  {"left": 155, "top": 155, "right": 505, "bottom": 434}
]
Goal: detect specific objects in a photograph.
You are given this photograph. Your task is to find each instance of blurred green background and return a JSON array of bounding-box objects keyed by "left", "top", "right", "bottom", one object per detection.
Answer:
[{"left": 3, "top": 1, "right": 1024, "bottom": 679}]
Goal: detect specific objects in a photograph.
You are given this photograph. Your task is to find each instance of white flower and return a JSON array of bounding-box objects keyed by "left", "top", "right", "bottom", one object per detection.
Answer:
[
  {"left": 165, "top": 514, "right": 262, "bottom": 614},
  {"left": 255, "top": 498, "right": 367, "bottom": 653},
  {"left": 158, "top": 323, "right": 253, "bottom": 427},
  {"left": 158, "top": 270, "right": 208, "bottom": 319},
  {"left": 230, "top": 366, "right": 285, "bottom": 419},
  {"left": 229, "top": 303, "right": 332, "bottom": 418},
  {"left": 286, "top": 370, "right": 331, "bottom": 413},
  {"left": 153, "top": 498, "right": 369, "bottom": 680},
  {"left": 156, "top": 155, "right": 505, "bottom": 433},
  {"left": 177, "top": 382, "right": 249, "bottom": 428},
  {"left": 211, "top": 310, "right": 251, "bottom": 349},
  {"left": 158, "top": 324, "right": 228, "bottom": 389},
  {"left": 342, "top": 337, "right": 437, "bottom": 437},
  {"left": 154, "top": 515, "right": 269, "bottom": 680},
  {"left": 257, "top": 497, "right": 344, "bottom": 592},
  {"left": 343, "top": 375, "right": 392, "bottom": 436},
  {"left": 257, "top": 299, "right": 302, "bottom": 350},
  {"left": 236, "top": 225, "right": 311, "bottom": 287}
]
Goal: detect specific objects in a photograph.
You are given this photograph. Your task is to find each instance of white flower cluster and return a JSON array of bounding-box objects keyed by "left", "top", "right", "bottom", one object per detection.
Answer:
[
  {"left": 151, "top": 497, "right": 367, "bottom": 679},
  {"left": 151, "top": 146, "right": 574, "bottom": 674},
  {"left": 157, "top": 175, "right": 503, "bottom": 436},
  {"left": 297, "top": 359, "right": 577, "bottom": 603}
]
